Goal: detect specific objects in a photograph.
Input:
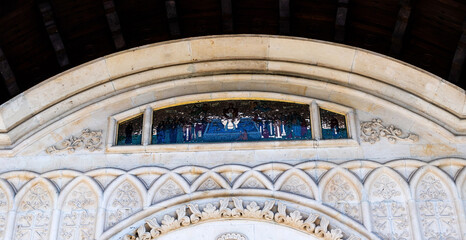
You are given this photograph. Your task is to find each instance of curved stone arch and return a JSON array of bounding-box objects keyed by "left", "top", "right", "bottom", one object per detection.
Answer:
[
  {"left": 253, "top": 162, "right": 293, "bottom": 182},
  {"left": 129, "top": 166, "right": 170, "bottom": 189},
  {"left": 274, "top": 168, "right": 319, "bottom": 200},
  {"left": 319, "top": 167, "right": 364, "bottom": 224},
  {"left": 103, "top": 174, "right": 148, "bottom": 231},
  {"left": 100, "top": 191, "right": 381, "bottom": 240},
  {"left": 457, "top": 167, "right": 466, "bottom": 200},
  {"left": 55, "top": 175, "right": 103, "bottom": 240},
  {"left": 212, "top": 165, "right": 252, "bottom": 185},
  {"left": 0, "top": 170, "right": 40, "bottom": 192},
  {"left": 86, "top": 168, "right": 127, "bottom": 190},
  {"left": 363, "top": 166, "right": 416, "bottom": 240},
  {"left": 173, "top": 165, "right": 210, "bottom": 185},
  {"left": 232, "top": 170, "right": 274, "bottom": 190},
  {"left": 410, "top": 165, "right": 466, "bottom": 240},
  {"left": 0, "top": 178, "right": 14, "bottom": 239},
  {"left": 190, "top": 171, "right": 231, "bottom": 192},
  {"left": 147, "top": 172, "right": 191, "bottom": 205},
  {"left": 11, "top": 177, "right": 58, "bottom": 240}
]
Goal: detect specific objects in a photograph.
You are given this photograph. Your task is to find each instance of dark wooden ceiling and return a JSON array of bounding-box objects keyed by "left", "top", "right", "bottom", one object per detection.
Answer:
[{"left": 0, "top": 0, "right": 465, "bottom": 105}]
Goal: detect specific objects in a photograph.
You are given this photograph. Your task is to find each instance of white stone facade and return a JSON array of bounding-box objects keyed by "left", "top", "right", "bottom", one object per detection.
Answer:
[{"left": 0, "top": 35, "right": 465, "bottom": 239}]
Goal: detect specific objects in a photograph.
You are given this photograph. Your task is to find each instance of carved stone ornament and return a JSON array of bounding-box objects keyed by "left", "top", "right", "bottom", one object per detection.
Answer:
[
  {"left": 46, "top": 129, "right": 103, "bottom": 154},
  {"left": 360, "top": 119, "right": 418, "bottom": 144},
  {"left": 124, "top": 197, "right": 360, "bottom": 240},
  {"left": 217, "top": 233, "right": 247, "bottom": 240}
]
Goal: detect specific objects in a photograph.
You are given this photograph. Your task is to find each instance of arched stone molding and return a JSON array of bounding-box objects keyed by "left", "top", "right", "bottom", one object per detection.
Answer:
[
  {"left": 55, "top": 175, "right": 103, "bottom": 240},
  {"left": 319, "top": 167, "right": 364, "bottom": 224},
  {"left": 147, "top": 172, "right": 191, "bottom": 205},
  {"left": 0, "top": 171, "right": 40, "bottom": 192},
  {"left": 274, "top": 168, "right": 318, "bottom": 200},
  {"left": 172, "top": 166, "right": 210, "bottom": 185},
  {"left": 190, "top": 171, "right": 232, "bottom": 192},
  {"left": 86, "top": 168, "right": 127, "bottom": 190},
  {"left": 232, "top": 170, "right": 274, "bottom": 190},
  {"left": 252, "top": 162, "right": 293, "bottom": 182},
  {"left": 128, "top": 167, "right": 170, "bottom": 189},
  {"left": 0, "top": 178, "right": 14, "bottom": 239},
  {"left": 42, "top": 170, "right": 83, "bottom": 191},
  {"left": 364, "top": 167, "right": 416, "bottom": 240},
  {"left": 11, "top": 177, "right": 58, "bottom": 240},
  {"left": 102, "top": 193, "right": 380, "bottom": 240},
  {"left": 103, "top": 174, "right": 148, "bottom": 232},
  {"left": 211, "top": 165, "right": 252, "bottom": 186},
  {"left": 296, "top": 161, "right": 339, "bottom": 183},
  {"left": 410, "top": 165, "right": 466, "bottom": 240}
]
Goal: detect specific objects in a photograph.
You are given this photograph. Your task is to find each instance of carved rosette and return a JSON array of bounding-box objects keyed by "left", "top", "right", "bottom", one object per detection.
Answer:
[
  {"left": 360, "top": 119, "right": 418, "bottom": 144},
  {"left": 124, "top": 198, "right": 358, "bottom": 240},
  {"left": 46, "top": 129, "right": 103, "bottom": 154}
]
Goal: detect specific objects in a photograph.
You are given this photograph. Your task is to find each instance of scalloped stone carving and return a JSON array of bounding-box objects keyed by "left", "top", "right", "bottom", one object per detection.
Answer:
[
  {"left": 125, "top": 198, "right": 346, "bottom": 240},
  {"left": 217, "top": 233, "right": 247, "bottom": 240}
]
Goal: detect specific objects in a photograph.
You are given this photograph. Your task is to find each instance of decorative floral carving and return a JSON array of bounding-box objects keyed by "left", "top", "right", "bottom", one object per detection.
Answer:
[
  {"left": 153, "top": 179, "right": 185, "bottom": 203},
  {"left": 15, "top": 184, "right": 53, "bottom": 240},
  {"left": 106, "top": 182, "right": 143, "bottom": 229},
  {"left": 279, "top": 175, "right": 313, "bottom": 198},
  {"left": 323, "top": 175, "right": 362, "bottom": 222},
  {"left": 240, "top": 177, "right": 266, "bottom": 189},
  {"left": 217, "top": 233, "right": 247, "bottom": 240},
  {"left": 372, "top": 175, "right": 400, "bottom": 200},
  {"left": 125, "top": 198, "right": 348, "bottom": 240},
  {"left": 370, "top": 174, "right": 410, "bottom": 240},
  {"left": 360, "top": 119, "right": 418, "bottom": 144},
  {"left": 198, "top": 178, "right": 222, "bottom": 191},
  {"left": 59, "top": 184, "right": 98, "bottom": 240},
  {"left": 46, "top": 129, "right": 103, "bottom": 154},
  {"left": 416, "top": 174, "right": 460, "bottom": 240}
]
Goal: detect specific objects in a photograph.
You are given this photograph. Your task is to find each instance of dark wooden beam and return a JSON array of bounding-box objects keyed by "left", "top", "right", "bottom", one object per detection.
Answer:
[
  {"left": 102, "top": 0, "right": 126, "bottom": 50},
  {"left": 165, "top": 0, "right": 180, "bottom": 37},
  {"left": 38, "top": 1, "right": 69, "bottom": 67},
  {"left": 279, "top": 0, "right": 290, "bottom": 34},
  {"left": 0, "top": 47, "right": 20, "bottom": 96},
  {"left": 449, "top": 19, "right": 466, "bottom": 84},
  {"left": 221, "top": 0, "right": 233, "bottom": 33},
  {"left": 335, "top": 0, "right": 349, "bottom": 43},
  {"left": 390, "top": 0, "right": 411, "bottom": 56}
]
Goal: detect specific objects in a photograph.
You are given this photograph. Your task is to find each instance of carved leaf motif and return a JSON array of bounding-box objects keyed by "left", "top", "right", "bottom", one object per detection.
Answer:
[
  {"left": 360, "top": 119, "right": 418, "bottom": 144},
  {"left": 128, "top": 198, "right": 345, "bottom": 240},
  {"left": 46, "top": 129, "right": 103, "bottom": 154},
  {"left": 323, "top": 174, "right": 362, "bottom": 222}
]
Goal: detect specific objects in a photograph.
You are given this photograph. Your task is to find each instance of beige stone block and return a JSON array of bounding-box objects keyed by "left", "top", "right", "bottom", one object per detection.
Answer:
[
  {"left": 26, "top": 60, "right": 110, "bottom": 113},
  {"left": 433, "top": 81, "right": 466, "bottom": 114},
  {"left": 352, "top": 50, "right": 440, "bottom": 100},
  {"left": 268, "top": 38, "right": 356, "bottom": 71},
  {"left": 267, "top": 61, "right": 350, "bottom": 85},
  {"left": 190, "top": 37, "right": 269, "bottom": 61},
  {"left": 193, "top": 60, "right": 268, "bottom": 74},
  {"left": 409, "top": 144, "right": 459, "bottom": 157},
  {"left": 0, "top": 93, "right": 31, "bottom": 130},
  {"left": 0, "top": 134, "right": 11, "bottom": 145},
  {"left": 106, "top": 42, "right": 192, "bottom": 78}
]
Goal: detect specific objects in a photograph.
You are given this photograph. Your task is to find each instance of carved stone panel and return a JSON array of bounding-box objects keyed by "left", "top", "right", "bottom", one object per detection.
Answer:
[
  {"left": 369, "top": 174, "right": 411, "bottom": 240},
  {"left": 58, "top": 183, "right": 98, "bottom": 240},
  {"left": 105, "top": 181, "right": 143, "bottom": 230},
  {"left": 14, "top": 184, "right": 53, "bottom": 240},
  {"left": 416, "top": 173, "right": 461, "bottom": 240},
  {"left": 152, "top": 179, "right": 185, "bottom": 203},
  {"left": 0, "top": 188, "right": 8, "bottom": 239},
  {"left": 322, "top": 174, "right": 362, "bottom": 222}
]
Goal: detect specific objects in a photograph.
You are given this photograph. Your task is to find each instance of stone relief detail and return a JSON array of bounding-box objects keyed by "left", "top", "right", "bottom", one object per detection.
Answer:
[
  {"left": 279, "top": 175, "right": 313, "bottom": 198},
  {"left": 124, "top": 198, "right": 347, "bottom": 240},
  {"left": 198, "top": 178, "right": 222, "bottom": 191},
  {"left": 14, "top": 184, "right": 53, "bottom": 240},
  {"left": 360, "top": 119, "right": 418, "bottom": 144},
  {"left": 323, "top": 174, "right": 362, "bottom": 222},
  {"left": 416, "top": 173, "right": 460, "bottom": 240},
  {"left": 106, "top": 182, "right": 143, "bottom": 229},
  {"left": 240, "top": 177, "right": 266, "bottom": 189},
  {"left": 152, "top": 179, "right": 185, "bottom": 203},
  {"left": 217, "top": 233, "right": 247, "bottom": 240},
  {"left": 46, "top": 129, "right": 103, "bottom": 154},
  {"left": 58, "top": 183, "right": 98, "bottom": 240},
  {"left": 0, "top": 190, "right": 7, "bottom": 239},
  {"left": 370, "top": 174, "right": 410, "bottom": 240}
]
